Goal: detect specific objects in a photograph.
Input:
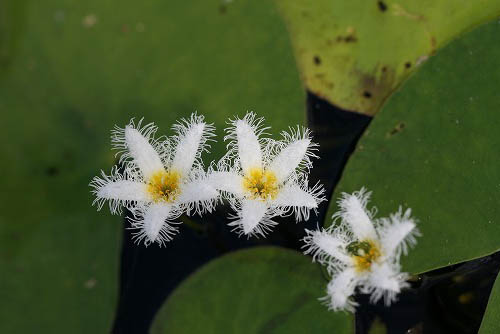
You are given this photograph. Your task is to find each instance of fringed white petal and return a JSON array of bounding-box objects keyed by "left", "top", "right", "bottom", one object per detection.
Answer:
[
  {"left": 333, "top": 188, "right": 377, "bottom": 241},
  {"left": 267, "top": 126, "right": 318, "bottom": 181},
  {"left": 228, "top": 199, "right": 275, "bottom": 237},
  {"left": 364, "top": 262, "right": 409, "bottom": 306},
  {"left": 268, "top": 139, "right": 310, "bottom": 183},
  {"left": 96, "top": 179, "right": 149, "bottom": 203},
  {"left": 225, "top": 112, "right": 266, "bottom": 175},
  {"left": 208, "top": 171, "right": 245, "bottom": 198},
  {"left": 320, "top": 268, "right": 359, "bottom": 312},
  {"left": 274, "top": 183, "right": 316, "bottom": 207},
  {"left": 171, "top": 113, "right": 215, "bottom": 174},
  {"left": 273, "top": 182, "right": 324, "bottom": 221},
  {"left": 90, "top": 167, "right": 148, "bottom": 215},
  {"left": 267, "top": 125, "right": 320, "bottom": 184},
  {"left": 112, "top": 120, "right": 164, "bottom": 179},
  {"left": 131, "top": 203, "right": 181, "bottom": 247},
  {"left": 378, "top": 207, "right": 420, "bottom": 258},
  {"left": 303, "top": 229, "right": 352, "bottom": 267},
  {"left": 176, "top": 179, "right": 219, "bottom": 215}
]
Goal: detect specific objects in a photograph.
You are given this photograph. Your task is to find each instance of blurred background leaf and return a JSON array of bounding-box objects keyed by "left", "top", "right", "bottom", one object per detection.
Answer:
[
  {"left": 275, "top": 0, "right": 500, "bottom": 115},
  {"left": 151, "top": 246, "right": 354, "bottom": 334},
  {"left": 0, "top": 0, "right": 305, "bottom": 332},
  {"left": 327, "top": 19, "right": 500, "bottom": 275}
]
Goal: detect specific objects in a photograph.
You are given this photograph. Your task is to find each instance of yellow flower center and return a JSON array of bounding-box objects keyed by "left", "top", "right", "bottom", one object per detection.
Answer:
[
  {"left": 242, "top": 168, "right": 278, "bottom": 200},
  {"left": 147, "top": 170, "right": 181, "bottom": 203},
  {"left": 347, "top": 240, "right": 381, "bottom": 272}
]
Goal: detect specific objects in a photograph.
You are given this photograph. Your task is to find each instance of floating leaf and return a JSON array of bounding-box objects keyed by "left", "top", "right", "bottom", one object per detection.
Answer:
[
  {"left": 328, "top": 20, "right": 500, "bottom": 274},
  {"left": 275, "top": 0, "right": 500, "bottom": 115},
  {"left": 151, "top": 246, "right": 354, "bottom": 334},
  {"left": 479, "top": 271, "right": 500, "bottom": 333}
]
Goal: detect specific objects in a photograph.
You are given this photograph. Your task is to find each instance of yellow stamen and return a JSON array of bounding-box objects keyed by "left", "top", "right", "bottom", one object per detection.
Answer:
[
  {"left": 242, "top": 168, "right": 278, "bottom": 200},
  {"left": 348, "top": 240, "right": 381, "bottom": 272},
  {"left": 147, "top": 170, "right": 181, "bottom": 203}
]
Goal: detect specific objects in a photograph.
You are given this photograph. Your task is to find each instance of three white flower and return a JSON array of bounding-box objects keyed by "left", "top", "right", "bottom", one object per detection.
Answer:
[
  {"left": 91, "top": 112, "right": 324, "bottom": 246},
  {"left": 90, "top": 112, "right": 420, "bottom": 312}
]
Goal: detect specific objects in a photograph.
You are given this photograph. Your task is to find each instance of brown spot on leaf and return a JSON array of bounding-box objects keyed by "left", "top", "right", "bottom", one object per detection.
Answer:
[
  {"left": 363, "top": 91, "right": 372, "bottom": 98},
  {"left": 378, "top": 1, "right": 388, "bottom": 12},
  {"left": 313, "top": 55, "right": 321, "bottom": 65},
  {"left": 345, "top": 35, "right": 357, "bottom": 43},
  {"left": 387, "top": 122, "right": 406, "bottom": 137},
  {"left": 314, "top": 73, "right": 334, "bottom": 91},
  {"left": 219, "top": 5, "right": 227, "bottom": 14},
  {"left": 405, "top": 62, "right": 411, "bottom": 69},
  {"left": 336, "top": 27, "right": 358, "bottom": 43},
  {"left": 354, "top": 64, "right": 396, "bottom": 115}
]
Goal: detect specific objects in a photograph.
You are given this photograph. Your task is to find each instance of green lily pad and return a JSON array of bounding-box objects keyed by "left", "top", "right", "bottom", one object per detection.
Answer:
[
  {"left": 151, "top": 246, "right": 353, "bottom": 334},
  {"left": 275, "top": 0, "right": 500, "bottom": 115},
  {"left": 327, "top": 19, "right": 500, "bottom": 274},
  {"left": 0, "top": 0, "right": 304, "bottom": 332},
  {"left": 479, "top": 271, "right": 500, "bottom": 333}
]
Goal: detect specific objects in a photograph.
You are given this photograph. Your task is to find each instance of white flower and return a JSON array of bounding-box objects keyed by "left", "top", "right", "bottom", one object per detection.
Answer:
[
  {"left": 209, "top": 112, "right": 325, "bottom": 237},
  {"left": 90, "top": 114, "right": 218, "bottom": 246},
  {"left": 303, "top": 188, "right": 420, "bottom": 312}
]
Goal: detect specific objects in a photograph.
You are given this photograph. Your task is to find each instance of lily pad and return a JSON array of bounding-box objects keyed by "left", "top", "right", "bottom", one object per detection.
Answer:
[
  {"left": 327, "top": 20, "right": 500, "bottom": 274},
  {"left": 151, "top": 246, "right": 354, "bottom": 334},
  {"left": 275, "top": 0, "right": 500, "bottom": 115},
  {"left": 0, "top": 0, "right": 303, "bottom": 332},
  {"left": 479, "top": 271, "right": 500, "bottom": 333}
]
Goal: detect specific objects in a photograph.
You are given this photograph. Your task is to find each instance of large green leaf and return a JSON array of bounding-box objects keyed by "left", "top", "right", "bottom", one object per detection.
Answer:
[
  {"left": 275, "top": 0, "right": 500, "bottom": 115},
  {"left": 327, "top": 20, "right": 500, "bottom": 274},
  {"left": 151, "top": 246, "right": 353, "bottom": 334},
  {"left": 479, "top": 271, "right": 500, "bottom": 333},
  {"left": 0, "top": 0, "right": 304, "bottom": 332}
]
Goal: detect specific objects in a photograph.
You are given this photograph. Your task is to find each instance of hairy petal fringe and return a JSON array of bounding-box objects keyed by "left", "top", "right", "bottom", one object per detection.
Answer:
[
  {"left": 129, "top": 203, "right": 182, "bottom": 247},
  {"left": 227, "top": 199, "right": 277, "bottom": 238},
  {"left": 378, "top": 207, "right": 421, "bottom": 258},
  {"left": 171, "top": 112, "right": 216, "bottom": 174},
  {"left": 224, "top": 112, "right": 269, "bottom": 174},
  {"left": 266, "top": 126, "right": 319, "bottom": 183},
  {"left": 333, "top": 187, "right": 377, "bottom": 241},
  {"left": 273, "top": 180, "right": 325, "bottom": 222},
  {"left": 89, "top": 166, "right": 146, "bottom": 215},
  {"left": 111, "top": 118, "right": 165, "bottom": 178},
  {"left": 321, "top": 268, "right": 359, "bottom": 312},
  {"left": 177, "top": 176, "right": 219, "bottom": 216}
]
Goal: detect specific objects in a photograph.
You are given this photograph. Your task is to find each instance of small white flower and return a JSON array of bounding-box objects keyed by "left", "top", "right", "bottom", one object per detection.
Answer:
[
  {"left": 303, "top": 188, "right": 420, "bottom": 312},
  {"left": 209, "top": 112, "right": 325, "bottom": 237},
  {"left": 90, "top": 114, "right": 218, "bottom": 246}
]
